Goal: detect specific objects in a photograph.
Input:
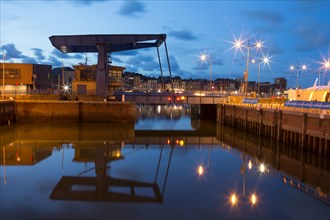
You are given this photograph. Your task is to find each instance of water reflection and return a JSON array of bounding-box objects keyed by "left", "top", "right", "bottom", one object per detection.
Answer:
[
  {"left": 0, "top": 111, "right": 329, "bottom": 219},
  {"left": 136, "top": 104, "right": 190, "bottom": 120},
  {"left": 217, "top": 125, "right": 330, "bottom": 206},
  {"left": 50, "top": 144, "right": 165, "bottom": 203}
]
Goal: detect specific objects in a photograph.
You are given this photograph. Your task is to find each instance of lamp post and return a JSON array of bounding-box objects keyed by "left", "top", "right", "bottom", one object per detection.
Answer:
[
  {"left": 252, "top": 56, "right": 270, "bottom": 97},
  {"left": 233, "top": 39, "right": 263, "bottom": 97},
  {"left": 2, "top": 53, "right": 5, "bottom": 99},
  {"left": 290, "top": 64, "right": 307, "bottom": 89},
  {"left": 199, "top": 53, "right": 213, "bottom": 92}
]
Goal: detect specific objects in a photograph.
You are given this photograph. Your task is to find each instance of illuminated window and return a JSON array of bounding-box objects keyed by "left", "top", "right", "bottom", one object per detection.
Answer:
[{"left": 109, "top": 69, "right": 122, "bottom": 82}]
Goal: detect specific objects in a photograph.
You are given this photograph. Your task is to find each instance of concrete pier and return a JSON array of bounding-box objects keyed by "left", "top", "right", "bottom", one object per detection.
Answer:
[
  {"left": 0, "top": 101, "right": 15, "bottom": 125},
  {"left": 1, "top": 100, "right": 135, "bottom": 123},
  {"left": 217, "top": 104, "right": 330, "bottom": 155}
]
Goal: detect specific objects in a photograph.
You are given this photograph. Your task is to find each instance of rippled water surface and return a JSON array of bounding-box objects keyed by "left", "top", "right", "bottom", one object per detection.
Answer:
[{"left": 0, "top": 105, "right": 329, "bottom": 219}]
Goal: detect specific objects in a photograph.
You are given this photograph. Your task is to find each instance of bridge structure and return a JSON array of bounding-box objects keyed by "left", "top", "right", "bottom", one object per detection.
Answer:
[
  {"left": 49, "top": 34, "right": 172, "bottom": 97},
  {"left": 115, "top": 92, "right": 227, "bottom": 105}
]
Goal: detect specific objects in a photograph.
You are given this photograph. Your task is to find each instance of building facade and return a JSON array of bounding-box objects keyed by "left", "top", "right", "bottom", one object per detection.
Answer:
[
  {"left": 72, "top": 65, "right": 125, "bottom": 95},
  {"left": 51, "top": 67, "right": 75, "bottom": 90},
  {"left": 0, "top": 63, "right": 52, "bottom": 95}
]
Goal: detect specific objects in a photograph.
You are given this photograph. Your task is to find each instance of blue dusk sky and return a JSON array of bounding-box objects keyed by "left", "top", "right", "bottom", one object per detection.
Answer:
[{"left": 1, "top": 0, "right": 329, "bottom": 89}]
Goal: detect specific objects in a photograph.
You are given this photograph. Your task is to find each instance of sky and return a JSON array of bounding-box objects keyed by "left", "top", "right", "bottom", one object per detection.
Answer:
[{"left": 0, "top": 0, "right": 329, "bottom": 89}]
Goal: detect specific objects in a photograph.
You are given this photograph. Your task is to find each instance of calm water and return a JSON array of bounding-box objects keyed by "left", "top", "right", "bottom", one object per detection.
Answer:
[{"left": 0, "top": 105, "right": 329, "bottom": 220}]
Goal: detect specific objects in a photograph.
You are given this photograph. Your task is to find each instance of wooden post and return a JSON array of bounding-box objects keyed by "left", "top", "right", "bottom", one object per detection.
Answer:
[
  {"left": 276, "top": 110, "right": 282, "bottom": 142},
  {"left": 301, "top": 113, "right": 307, "bottom": 151}
]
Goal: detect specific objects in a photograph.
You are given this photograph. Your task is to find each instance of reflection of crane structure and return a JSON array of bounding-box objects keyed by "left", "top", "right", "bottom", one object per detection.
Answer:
[
  {"left": 2, "top": 121, "right": 328, "bottom": 206},
  {"left": 50, "top": 143, "right": 173, "bottom": 203}
]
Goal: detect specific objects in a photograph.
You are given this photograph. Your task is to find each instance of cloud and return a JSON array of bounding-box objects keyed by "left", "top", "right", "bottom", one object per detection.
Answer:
[
  {"left": 125, "top": 54, "right": 159, "bottom": 72},
  {"left": 241, "top": 10, "right": 284, "bottom": 35},
  {"left": 212, "top": 57, "right": 224, "bottom": 66},
  {"left": 21, "top": 57, "right": 38, "bottom": 64},
  {"left": 294, "top": 22, "right": 329, "bottom": 51},
  {"left": 0, "top": 43, "right": 83, "bottom": 67},
  {"left": 69, "top": 0, "right": 109, "bottom": 6},
  {"left": 1, "top": 43, "right": 49, "bottom": 64},
  {"left": 111, "top": 56, "right": 123, "bottom": 63},
  {"left": 168, "top": 29, "right": 199, "bottom": 41},
  {"left": 47, "top": 55, "right": 62, "bottom": 67},
  {"left": 163, "top": 25, "right": 199, "bottom": 41},
  {"left": 165, "top": 55, "right": 181, "bottom": 73},
  {"left": 117, "top": 1, "right": 146, "bottom": 17},
  {"left": 1, "top": 43, "right": 26, "bottom": 59},
  {"left": 192, "top": 56, "right": 223, "bottom": 71},
  {"left": 31, "top": 48, "right": 45, "bottom": 61},
  {"left": 241, "top": 10, "right": 283, "bottom": 26},
  {"left": 114, "top": 50, "right": 139, "bottom": 56},
  {"left": 51, "top": 49, "right": 83, "bottom": 60}
]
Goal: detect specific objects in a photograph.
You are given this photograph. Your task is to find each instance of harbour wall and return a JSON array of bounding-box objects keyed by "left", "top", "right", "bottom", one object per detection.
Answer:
[
  {"left": 0, "top": 100, "right": 135, "bottom": 124},
  {"left": 217, "top": 104, "right": 330, "bottom": 155},
  {"left": 0, "top": 101, "right": 16, "bottom": 125}
]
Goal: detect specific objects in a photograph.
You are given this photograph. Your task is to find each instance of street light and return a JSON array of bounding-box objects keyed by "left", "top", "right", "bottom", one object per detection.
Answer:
[
  {"left": 321, "top": 58, "right": 330, "bottom": 85},
  {"left": 290, "top": 64, "right": 307, "bottom": 88},
  {"left": 233, "top": 38, "right": 263, "bottom": 97},
  {"left": 2, "top": 53, "right": 5, "bottom": 99},
  {"left": 252, "top": 56, "right": 270, "bottom": 97},
  {"left": 199, "top": 52, "right": 213, "bottom": 92}
]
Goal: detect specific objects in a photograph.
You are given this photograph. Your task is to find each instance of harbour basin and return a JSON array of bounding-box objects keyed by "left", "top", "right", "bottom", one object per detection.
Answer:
[{"left": 0, "top": 105, "right": 329, "bottom": 220}]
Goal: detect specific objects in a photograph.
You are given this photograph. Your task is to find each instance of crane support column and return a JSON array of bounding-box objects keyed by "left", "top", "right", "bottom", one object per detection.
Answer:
[{"left": 96, "top": 43, "right": 108, "bottom": 97}]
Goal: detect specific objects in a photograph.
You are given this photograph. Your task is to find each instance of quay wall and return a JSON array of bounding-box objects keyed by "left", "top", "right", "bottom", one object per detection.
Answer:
[
  {"left": 79, "top": 101, "right": 135, "bottom": 122},
  {"left": 1, "top": 100, "right": 135, "bottom": 123},
  {"left": 217, "top": 104, "right": 330, "bottom": 155},
  {"left": 0, "top": 101, "right": 16, "bottom": 125}
]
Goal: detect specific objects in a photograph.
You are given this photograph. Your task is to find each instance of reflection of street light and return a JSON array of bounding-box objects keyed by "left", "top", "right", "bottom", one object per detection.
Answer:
[
  {"left": 259, "top": 163, "right": 266, "bottom": 173},
  {"left": 199, "top": 53, "right": 213, "bottom": 91},
  {"left": 290, "top": 64, "right": 307, "bottom": 88},
  {"left": 228, "top": 158, "right": 259, "bottom": 207},
  {"left": 2, "top": 53, "right": 5, "bottom": 99},
  {"left": 229, "top": 192, "right": 258, "bottom": 207},
  {"left": 252, "top": 56, "right": 270, "bottom": 97},
  {"left": 250, "top": 193, "right": 257, "bottom": 205},
  {"left": 197, "top": 164, "right": 204, "bottom": 176},
  {"left": 230, "top": 193, "right": 238, "bottom": 206},
  {"left": 233, "top": 39, "right": 263, "bottom": 97}
]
